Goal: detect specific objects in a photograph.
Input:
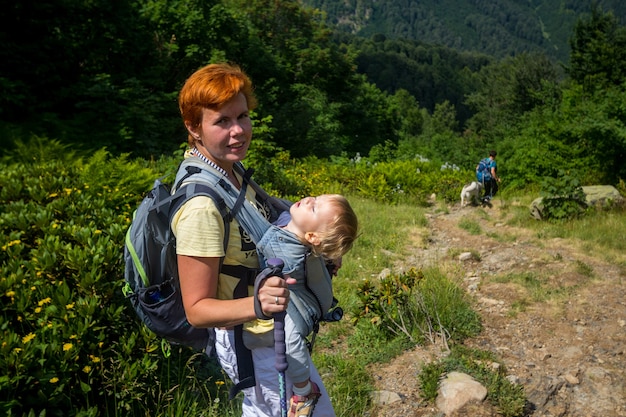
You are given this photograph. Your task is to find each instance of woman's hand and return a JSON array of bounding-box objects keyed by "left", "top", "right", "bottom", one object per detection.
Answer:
[{"left": 257, "top": 274, "right": 296, "bottom": 317}]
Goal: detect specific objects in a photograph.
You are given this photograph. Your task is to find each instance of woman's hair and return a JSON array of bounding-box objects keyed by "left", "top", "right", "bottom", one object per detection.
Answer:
[
  {"left": 178, "top": 63, "right": 257, "bottom": 147},
  {"left": 312, "top": 195, "right": 359, "bottom": 261}
]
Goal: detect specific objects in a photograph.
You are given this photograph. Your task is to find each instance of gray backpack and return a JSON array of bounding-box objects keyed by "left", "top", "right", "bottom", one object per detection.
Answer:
[{"left": 123, "top": 161, "right": 281, "bottom": 352}]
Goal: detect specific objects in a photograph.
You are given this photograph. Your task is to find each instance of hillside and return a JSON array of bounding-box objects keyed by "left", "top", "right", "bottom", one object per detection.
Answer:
[
  {"left": 300, "top": 0, "right": 626, "bottom": 63},
  {"left": 370, "top": 200, "right": 625, "bottom": 416}
]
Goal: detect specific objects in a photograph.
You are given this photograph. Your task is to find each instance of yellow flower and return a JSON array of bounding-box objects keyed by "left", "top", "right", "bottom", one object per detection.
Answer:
[
  {"left": 35, "top": 307, "right": 41, "bottom": 313},
  {"left": 66, "top": 303, "right": 75, "bottom": 310},
  {"left": 69, "top": 334, "right": 77, "bottom": 339},
  {"left": 6, "top": 290, "right": 15, "bottom": 297},
  {"left": 48, "top": 192, "right": 58, "bottom": 198},
  {"left": 38, "top": 298, "right": 52, "bottom": 306},
  {"left": 30, "top": 286, "right": 36, "bottom": 291},
  {"left": 49, "top": 377, "right": 59, "bottom": 383},
  {"left": 98, "top": 342, "right": 104, "bottom": 348},
  {"left": 83, "top": 366, "right": 92, "bottom": 373},
  {"left": 1, "top": 240, "right": 21, "bottom": 250},
  {"left": 13, "top": 348, "right": 22, "bottom": 353},
  {"left": 63, "top": 343, "right": 73, "bottom": 351},
  {"left": 94, "top": 230, "right": 102, "bottom": 235},
  {"left": 22, "top": 333, "right": 36, "bottom": 343},
  {"left": 89, "top": 355, "right": 101, "bottom": 363},
  {"left": 215, "top": 380, "right": 225, "bottom": 386}
]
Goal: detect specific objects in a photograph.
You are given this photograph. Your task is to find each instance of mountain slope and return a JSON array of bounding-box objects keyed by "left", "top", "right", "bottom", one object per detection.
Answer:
[{"left": 300, "top": 0, "right": 626, "bottom": 63}]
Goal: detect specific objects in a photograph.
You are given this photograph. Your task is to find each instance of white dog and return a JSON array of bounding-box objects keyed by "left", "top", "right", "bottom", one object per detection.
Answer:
[{"left": 460, "top": 181, "right": 484, "bottom": 207}]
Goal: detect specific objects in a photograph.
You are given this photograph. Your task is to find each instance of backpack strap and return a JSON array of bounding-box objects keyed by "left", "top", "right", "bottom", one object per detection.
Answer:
[{"left": 172, "top": 161, "right": 262, "bottom": 397}]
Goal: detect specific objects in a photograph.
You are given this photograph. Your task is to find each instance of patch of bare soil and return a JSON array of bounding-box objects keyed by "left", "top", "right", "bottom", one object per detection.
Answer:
[{"left": 369, "top": 200, "right": 626, "bottom": 417}]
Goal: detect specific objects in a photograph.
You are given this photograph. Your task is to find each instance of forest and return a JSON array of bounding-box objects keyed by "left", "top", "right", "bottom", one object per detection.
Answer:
[
  {"left": 1, "top": 0, "right": 626, "bottom": 186},
  {"left": 302, "top": 0, "right": 626, "bottom": 63},
  {"left": 2, "top": 2, "right": 626, "bottom": 416}
]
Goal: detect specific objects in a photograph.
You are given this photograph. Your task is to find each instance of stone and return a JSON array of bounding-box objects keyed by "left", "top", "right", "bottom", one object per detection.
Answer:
[
  {"left": 459, "top": 252, "right": 473, "bottom": 261},
  {"left": 371, "top": 390, "right": 402, "bottom": 405},
  {"left": 436, "top": 372, "right": 487, "bottom": 415}
]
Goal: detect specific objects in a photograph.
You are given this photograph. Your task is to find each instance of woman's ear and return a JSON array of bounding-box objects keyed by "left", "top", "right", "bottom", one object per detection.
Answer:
[
  {"left": 185, "top": 121, "right": 200, "bottom": 140},
  {"left": 304, "top": 232, "right": 321, "bottom": 247}
]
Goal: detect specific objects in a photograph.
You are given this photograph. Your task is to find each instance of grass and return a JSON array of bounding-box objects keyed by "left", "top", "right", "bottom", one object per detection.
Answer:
[
  {"left": 314, "top": 196, "right": 429, "bottom": 415},
  {"left": 458, "top": 216, "right": 482, "bottom": 235}
]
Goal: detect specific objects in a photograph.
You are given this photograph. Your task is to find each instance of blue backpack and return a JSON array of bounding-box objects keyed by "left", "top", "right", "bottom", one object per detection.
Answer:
[{"left": 476, "top": 157, "right": 492, "bottom": 183}]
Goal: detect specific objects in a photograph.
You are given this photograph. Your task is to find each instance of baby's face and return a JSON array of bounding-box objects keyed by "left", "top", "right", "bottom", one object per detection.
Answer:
[{"left": 289, "top": 195, "right": 337, "bottom": 235}]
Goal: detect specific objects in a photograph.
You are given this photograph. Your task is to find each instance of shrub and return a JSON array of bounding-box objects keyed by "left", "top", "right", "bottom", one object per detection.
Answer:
[
  {"left": 352, "top": 268, "right": 482, "bottom": 345},
  {"left": 0, "top": 141, "right": 228, "bottom": 416},
  {"left": 539, "top": 170, "right": 587, "bottom": 221}
]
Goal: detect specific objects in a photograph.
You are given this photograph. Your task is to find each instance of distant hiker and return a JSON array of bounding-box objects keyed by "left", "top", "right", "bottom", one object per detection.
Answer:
[{"left": 476, "top": 150, "right": 501, "bottom": 202}]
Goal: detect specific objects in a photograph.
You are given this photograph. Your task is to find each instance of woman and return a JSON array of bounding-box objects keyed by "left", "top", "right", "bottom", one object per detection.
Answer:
[{"left": 172, "top": 63, "right": 336, "bottom": 417}]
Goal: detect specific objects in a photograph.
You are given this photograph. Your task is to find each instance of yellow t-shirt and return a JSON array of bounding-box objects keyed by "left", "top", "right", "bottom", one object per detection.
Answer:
[{"left": 170, "top": 177, "right": 272, "bottom": 334}]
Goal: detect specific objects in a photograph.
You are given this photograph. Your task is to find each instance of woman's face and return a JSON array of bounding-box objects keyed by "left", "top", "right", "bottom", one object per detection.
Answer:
[{"left": 192, "top": 93, "right": 252, "bottom": 167}]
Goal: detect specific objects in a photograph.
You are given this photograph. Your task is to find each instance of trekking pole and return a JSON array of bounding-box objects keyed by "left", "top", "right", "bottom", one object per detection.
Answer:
[{"left": 267, "top": 258, "right": 288, "bottom": 417}]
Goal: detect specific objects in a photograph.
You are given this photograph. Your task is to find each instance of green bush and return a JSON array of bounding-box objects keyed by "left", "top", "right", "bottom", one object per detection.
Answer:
[
  {"left": 0, "top": 141, "right": 229, "bottom": 416},
  {"left": 353, "top": 268, "right": 482, "bottom": 344},
  {"left": 540, "top": 170, "right": 587, "bottom": 221}
]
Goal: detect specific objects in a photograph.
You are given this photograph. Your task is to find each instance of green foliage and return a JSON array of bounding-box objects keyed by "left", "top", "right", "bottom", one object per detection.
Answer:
[
  {"left": 539, "top": 170, "right": 588, "bottom": 221},
  {"left": 0, "top": 142, "right": 229, "bottom": 416},
  {"left": 568, "top": 3, "right": 626, "bottom": 91},
  {"left": 419, "top": 345, "right": 527, "bottom": 417},
  {"left": 353, "top": 268, "right": 482, "bottom": 344}
]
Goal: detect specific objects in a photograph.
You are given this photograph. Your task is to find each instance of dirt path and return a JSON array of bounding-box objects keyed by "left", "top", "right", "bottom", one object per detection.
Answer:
[{"left": 369, "top": 200, "right": 626, "bottom": 417}]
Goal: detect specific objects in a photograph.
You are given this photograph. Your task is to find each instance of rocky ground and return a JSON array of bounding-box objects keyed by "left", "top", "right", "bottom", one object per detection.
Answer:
[{"left": 368, "top": 199, "right": 626, "bottom": 417}]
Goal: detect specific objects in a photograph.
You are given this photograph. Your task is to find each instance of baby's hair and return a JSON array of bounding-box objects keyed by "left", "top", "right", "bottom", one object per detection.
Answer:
[{"left": 311, "top": 195, "right": 358, "bottom": 261}]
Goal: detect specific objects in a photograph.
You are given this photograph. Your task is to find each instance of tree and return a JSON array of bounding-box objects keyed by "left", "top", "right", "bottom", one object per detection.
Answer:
[{"left": 568, "top": 3, "right": 626, "bottom": 91}]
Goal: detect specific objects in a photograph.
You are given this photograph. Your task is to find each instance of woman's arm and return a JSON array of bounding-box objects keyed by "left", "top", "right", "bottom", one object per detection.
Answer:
[{"left": 178, "top": 254, "right": 293, "bottom": 328}]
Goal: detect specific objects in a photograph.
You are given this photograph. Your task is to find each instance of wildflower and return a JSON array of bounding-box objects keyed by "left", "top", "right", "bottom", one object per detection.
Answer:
[
  {"left": 89, "top": 355, "right": 101, "bottom": 363},
  {"left": 63, "top": 343, "right": 73, "bottom": 351},
  {"left": 215, "top": 380, "right": 225, "bottom": 387},
  {"left": 2, "top": 240, "right": 21, "bottom": 250},
  {"left": 49, "top": 377, "right": 59, "bottom": 383},
  {"left": 66, "top": 303, "right": 75, "bottom": 310},
  {"left": 22, "top": 333, "right": 36, "bottom": 343},
  {"left": 35, "top": 307, "right": 42, "bottom": 313},
  {"left": 5, "top": 290, "right": 15, "bottom": 297},
  {"left": 83, "top": 366, "right": 92, "bottom": 373},
  {"left": 30, "top": 286, "right": 36, "bottom": 291},
  {"left": 69, "top": 334, "right": 77, "bottom": 339},
  {"left": 48, "top": 193, "right": 58, "bottom": 198},
  {"left": 13, "top": 348, "right": 22, "bottom": 353},
  {"left": 94, "top": 230, "right": 102, "bottom": 235},
  {"left": 38, "top": 298, "right": 51, "bottom": 307}
]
